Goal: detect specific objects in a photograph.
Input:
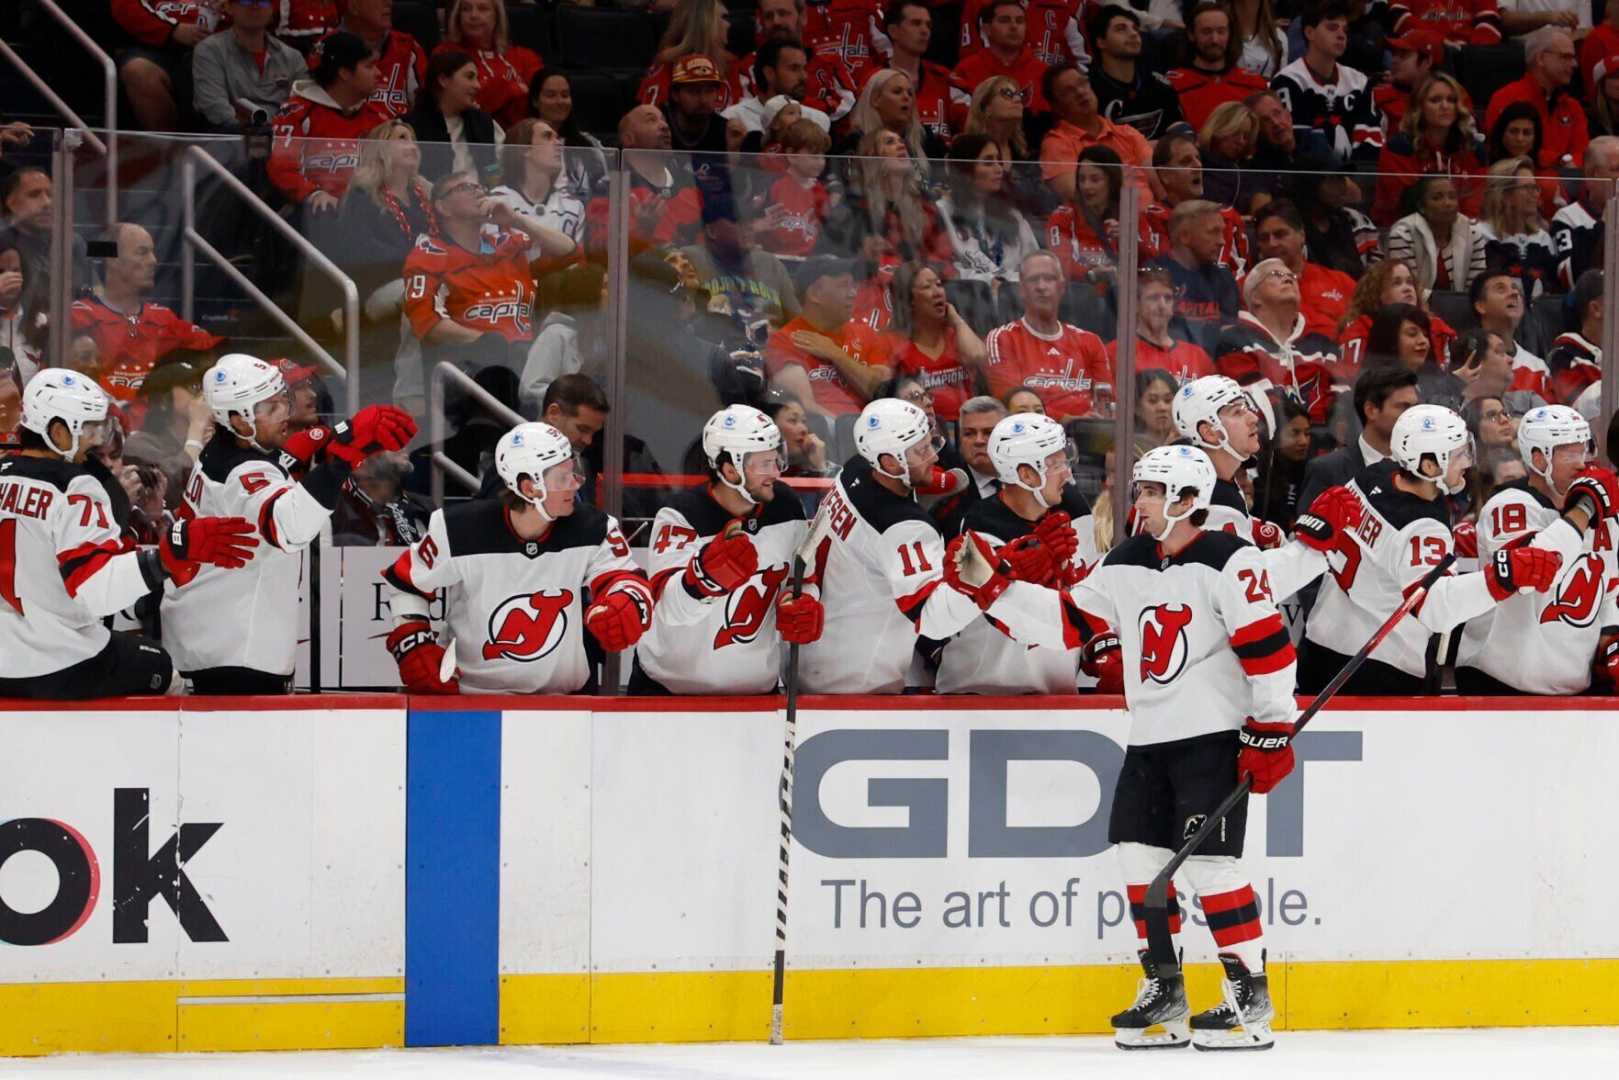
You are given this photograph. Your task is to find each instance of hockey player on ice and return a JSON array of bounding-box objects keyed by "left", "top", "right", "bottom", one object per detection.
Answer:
[
  {"left": 797, "top": 397, "right": 990, "bottom": 693},
  {"left": 935, "top": 411, "right": 1109, "bottom": 694},
  {"left": 941, "top": 444, "right": 1355, "bottom": 1050},
  {"left": 633, "top": 405, "right": 824, "bottom": 694},
  {"left": 163, "top": 354, "right": 417, "bottom": 693},
  {"left": 1300, "top": 403, "right": 1565, "bottom": 694},
  {"left": 0, "top": 368, "right": 258, "bottom": 698},
  {"left": 383, "top": 421, "right": 654, "bottom": 694},
  {"left": 1456, "top": 404, "right": 1619, "bottom": 694}
]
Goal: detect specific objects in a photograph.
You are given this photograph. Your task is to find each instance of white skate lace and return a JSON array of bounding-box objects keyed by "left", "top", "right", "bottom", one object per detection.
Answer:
[{"left": 1133, "top": 976, "right": 1162, "bottom": 1008}]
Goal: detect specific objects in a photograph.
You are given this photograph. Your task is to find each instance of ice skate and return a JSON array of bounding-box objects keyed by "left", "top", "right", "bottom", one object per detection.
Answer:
[
  {"left": 1111, "top": 949, "right": 1190, "bottom": 1050},
  {"left": 1191, "top": 952, "right": 1275, "bottom": 1051}
]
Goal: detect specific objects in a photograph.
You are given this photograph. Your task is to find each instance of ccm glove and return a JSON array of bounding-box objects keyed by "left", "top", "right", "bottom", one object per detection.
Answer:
[
  {"left": 159, "top": 515, "right": 259, "bottom": 586},
  {"left": 1566, "top": 465, "right": 1619, "bottom": 520},
  {"left": 1081, "top": 632, "right": 1123, "bottom": 694},
  {"left": 326, "top": 405, "right": 418, "bottom": 468},
  {"left": 943, "top": 531, "right": 1012, "bottom": 611},
  {"left": 386, "top": 619, "right": 458, "bottom": 694},
  {"left": 1484, "top": 545, "right": 1564, "bottom": 601},
  {"left": 687, "top": 521, "right": 757, "bottom": 596},
  {"left": 586, "top": 585, "right": 653, "bottom": 651},
  {"left": 776, "top": 591, "right": 824, "bottom": 644},
  {"left": 1238, "top": 717, "right": 1296, "bottom": 794}
]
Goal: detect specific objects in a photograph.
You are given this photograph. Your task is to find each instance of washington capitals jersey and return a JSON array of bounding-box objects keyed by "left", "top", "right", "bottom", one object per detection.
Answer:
[
  {"left": 1214, "top": 312, "right": 1340, "bottom": 425},
  {"left": 636, "top": 487, "right": 808, "bottom": 695},
  {"left": 403, "top": 228, "right": 536, "bottom": 344},
  {"left": 162, "top": 432, "right": 342, "bottom": 677},
  {"left": 267, "top": 85, "right": 394, "bottom": 203},
  {"left": 384, "top": 499, "right": 648, "bottom": 694},
  {"left": 1305, "top": 461, "right": 1502, "bottom": 680},
  {"left": 1458, "top": 483, "right": 1618, "bottom": 694},
  {"left": 312, "top": 28, "right": 425, "bottom": 116},
  {"left": 985, "top": 530, "right": 1298, "bottom": 744},
  {"left": 69, "top": 294, "right": 222, "bottom": 407},
  {"left": 936, "top": 487, "right": 1098, "bottom": 695},
  {"left": 1270, "top": 59, "right": 1382, "bottom": 167},
  {"left": 799, "top": 457, "right": 984, "bottom": 693},
  {"left": 0, "top": 456, "right": 163, "bottom": 677}
]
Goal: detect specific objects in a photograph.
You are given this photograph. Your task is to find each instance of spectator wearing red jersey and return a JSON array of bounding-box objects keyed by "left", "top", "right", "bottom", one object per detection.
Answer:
[
  {"left": 1168, "top": 2, "right": 1271, "bottom": 136},
  {"left": 273, "top": 0, "right": 340, "bottom": 55},
  {"left": 436, "top": 0, "right": 541, "bottom": 128},
  {"left": 766, "top": 256, "right": 893, "bottom": 419},
  {"left": 1483, "top": 27, "right": 1587, "bottom": 171},
  {"left": 70, "top": 223, "right": 222, "bottom": 410},
  {"left": 1039, "top": 65, "right": 1153, "bottom": 204},
  {"left": 641, "top": 0, "right": 742, "bottom": 111},
  {"left": 949, "top": 1, "right": 1050, "bottom": 130},
  {"left": 268, "top": 31, "right": 391, "bottom": 212},
  {"left": 396, "top": 170, "right": 568, "bottom": 412},
  {"left": 1140, "top": 132, "right": 1253, "bottom": 278},
  {"left": 193, "top": 0, "right": 309, "bottom": 134},
  {"left": 727, "top": 41, "right": 830, "bottom": 136},
  {"left": 1216, "top": 257, "right": 1341, "bottom": 424},
  {"left": 1337, "top": 259, "right": 1459, "bottom": 379},
  {"left": 1047, "top": 145, "right": 1123, "bottom": 286},
  {"left": 959, "top": 0, "right": 1087, "bottom": 69},
  {"left": 802, "top": 0, "right": 889, "bottom": 84},
  {"left": 886, "top": 262, "right": 988, "bottom": 424},
  {"left": 318, "top": 0, "right": 426, "bottom": 118},
  {"left": 1389, "top": 0, "right": 1503, "bottom": 45},
  {"left": 1373, "top": 72, "right": 1486, "bottom": 227},
  {"left": 1374, "top": 31, "right": 1442, "bottom": 135},
  {"left": 112, "top": 0, "right": 223, "bottom": 131},
  {"left": 1108, "top": 266, "right": 1216, "bottom": 387},
  {"left": 1252, "top": 201, "right": 1356, "bottom": 343},
  {"left": 1581, "top": 3, "right": 1619, "bottom": 94},
  {"left": 735, "top": 0, "right": 858, "bottom": 125},
  {"left": 1086, "top": 4, "right": 1184, "bottom": 141},
  {"left": 883, "top": 1, "right": 955, "bottom": 143},
  {"left": 983, "top": 251, "right": 1112, "bottom": 420},
  {"left": 406, "top": 50, "right": 504, "bottom": 184},
  {"left": 751, "top": 119, "right": 833, "bottom": 261},
  {"left": 585, "top": 106, "right": 703, "bottom": 259}
]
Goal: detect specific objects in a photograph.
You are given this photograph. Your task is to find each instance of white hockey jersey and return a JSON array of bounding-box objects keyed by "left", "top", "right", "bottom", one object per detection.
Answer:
[
  {"left": 0, "top": 455, "right": 162, "bottom": 677},
  {"left": 1304, "top": 461, "right": 1501, "bottom": 680},
  {"left": 984, "top": 530, "right": 1297, "bottom": 745},
  {"left": 162, "top": 432, "right": 342, "bottom": 677},
  {"left": 635, "top": 486, "right": 808, "bottom": 694},
  {"left": 384, "top": 498, "right": 648, "bottom": 694},
  {"left": 1457, "top": 482, "right": 1618, "bottom": 694},
  {"left": 936, "top": 485, "right": 1099, "bottom": 695},
  {"left": 798, "top": 456, "right": 985, "bottom": 693},
  {"left": 1203, "top": 475, "right": 1328, "bottom": 601}
]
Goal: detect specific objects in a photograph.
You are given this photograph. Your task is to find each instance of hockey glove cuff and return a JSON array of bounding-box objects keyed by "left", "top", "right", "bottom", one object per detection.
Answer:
[
  {"left": 387, "top": 619, "right": 458, "bottom": 694},
  {"left": 160, "top": 516, "right": 259, "bottom": 585},
  {"left": 686, "top": 521, "right": 758, "bottom": 596},
  {"left": 1238, "top": 717, "right": 1296, "bottom": 795},
  {"left": 586, "top": 581, "right": 654, "bottom": 651},
  {"left": 278, "top": 425, "right": 334, "bottom": 475},
  {"left": 1080, "top": 632, "right": 1123, "bottom": 693}
]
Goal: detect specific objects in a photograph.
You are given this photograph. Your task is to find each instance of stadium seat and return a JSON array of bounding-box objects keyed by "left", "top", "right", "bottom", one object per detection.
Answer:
[
  {"left": 565, "top": 71, "right": 637, "bottom": 141},
  {"left": 1453, "top": 44, "right": 1526, "bottom": 120},
  {"left": 507, "top": 2, "right": 554, "bottom": 59},
  {"left": 392, "top": 1, "right": 440, "bottom": 54},
  {"left": 1521, "top": 291, "right": 1572, "bottom": 359},
  {"left": 1427, "top": 290, "right": 1478, "bottom": 337},
  {"left": 554, "top": 8, "right": 658, "bottom": 73}
]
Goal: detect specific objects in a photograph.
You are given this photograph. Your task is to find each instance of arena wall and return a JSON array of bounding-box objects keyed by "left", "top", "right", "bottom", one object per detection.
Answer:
[{"left": 2, "top": 695, "right": 1617, "bottom": 1056}]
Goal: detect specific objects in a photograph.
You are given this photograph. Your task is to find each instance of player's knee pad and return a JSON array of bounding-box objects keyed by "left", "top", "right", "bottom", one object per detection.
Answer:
[
  {"left": 1116, "top": 841, "right": 1175, "bottom": 884},
  {"left": 1181, "top": 854, "right": 1247, "bottom": 898}
]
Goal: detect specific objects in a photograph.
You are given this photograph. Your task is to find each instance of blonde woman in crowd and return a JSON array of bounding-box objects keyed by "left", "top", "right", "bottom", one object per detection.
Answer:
[
  {"left": 436, "top": 0, "right": 542, "bottom": 127},
  {"left": 1477, "top": 156, "right": 1557, "bottom": 301}
]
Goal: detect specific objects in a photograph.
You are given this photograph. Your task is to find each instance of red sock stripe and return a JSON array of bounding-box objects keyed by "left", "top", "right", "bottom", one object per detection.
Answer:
[
  {"left": 1201, "top": 885, "right": 1263, "bottom": 947},
  {"left": 1125, "top": 883, "right": 1182, "bottom": 939}
]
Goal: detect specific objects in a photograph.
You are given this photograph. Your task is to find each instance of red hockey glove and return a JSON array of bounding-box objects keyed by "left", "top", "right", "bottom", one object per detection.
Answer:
[
  {"left": 686, "top": 521, "right": 757, "bottom": 596},
  {"left": 1597, "top": 636, "right": 1619, "bottom": 691},
  {"left": 999, "top": 534, "right": 1056, "bottom": 584},
  {"left": 1484, "top": 545, "right": 1564, "bottom": 601},
  {"left": 776, "top": 591, "right": 824, "bottom": 644},
  {"left": 387, "top": 619, "right": 458, "bottom": 694},
  {"left": 1033, "top": 508, "right": 1079, "bottom": 566},
  {"left": 1251, "top": 518, "right": 1284, "bottom": 549},
  {"left": 326, "top": 405, "right": 418, "bottom": 468},
  {"left": 1081, "top": 631, "right": 1123, "bottom": 693},
  {"left": 943, "top": 531, "right": 1013, "bottom": 611},
  {"left": 586, "top": 586, "right": 653, "bottom": 651},
  {"left": 1566, "top": 465, "right": 1619, "bottom": 520},
  {"left": 159, "top": 515, "right": 259, "bottom": 586},
  {"left": 1295, "top": 486, "right": 1363, "bottom": 554},
  {"left": 1452, "top": 520, "right": 1479, "bottom": 559},
  {"left": 1238, "top": 717, "right": 1296, "bottom": 794},
  {"left": 917, "top": 465, "right": 969, "bottom": 497},
  {"left": 278, "top": 424, "right": 334, "bottom": 474}
]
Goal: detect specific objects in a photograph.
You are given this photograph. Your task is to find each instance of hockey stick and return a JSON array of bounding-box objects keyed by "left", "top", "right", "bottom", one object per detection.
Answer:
[
  {"left": 1142, "top": 553, "right": 1458, "bottom": 977},
  {"left": 770, "top": 500, "right": 832, "bottom": 1045}
]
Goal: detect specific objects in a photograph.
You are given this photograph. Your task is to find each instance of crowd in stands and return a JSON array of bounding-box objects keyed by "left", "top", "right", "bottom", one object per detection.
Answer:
[{"left": 3, "top": 0, "right": 1619, "bottom": 562}]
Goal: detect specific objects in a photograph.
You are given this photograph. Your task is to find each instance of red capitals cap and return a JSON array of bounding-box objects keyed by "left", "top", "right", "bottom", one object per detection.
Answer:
[
  {"left": 1386, "top": 31, "right": 1445, "bottom": 68},
  {"left": 671, "top": 54, "right": 724, "bottom": 86}
]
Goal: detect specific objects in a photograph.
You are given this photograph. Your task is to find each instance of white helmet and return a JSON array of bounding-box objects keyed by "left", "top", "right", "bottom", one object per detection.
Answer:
[
  {"left": 988, "top": 413, "right": 1072, "bottom": 507},
  {"left": 205, "top": 353, "right": 286, "bottom": 451},
  {"left": 855, "top": 398, "right": 931, "bottom": 485},
  {"left": 1133, "top": 444, "right": 1216, "bottom": 540},
  {"left": 494, "top": 421, "right": 576, "bottom": 521},
  {"left": 1172, "top": 374, "right": 1249, "bottom": 452},
  {"left": 1517, "top": 404, "right": 1592, "bottom": 498},
  {"left": 702, "top": 404, "right": 783, "bottom": 505},
  {"left": 20, "top": 367, "right": 110, "bottom": 460},
  {"left": 1390, "top": 403, "right": 1472, "bottom": 496}
]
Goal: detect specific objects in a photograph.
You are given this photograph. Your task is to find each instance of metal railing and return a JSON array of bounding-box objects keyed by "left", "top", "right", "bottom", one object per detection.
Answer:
[
  {"left": 180, "top": 145, "right": 360, "bottom": 414},
  {"left": 428, "top": 361, "right": 525, "bottom": 503},
  {"left": 0, "top": 0, "right": 116, "bottom": 224}
]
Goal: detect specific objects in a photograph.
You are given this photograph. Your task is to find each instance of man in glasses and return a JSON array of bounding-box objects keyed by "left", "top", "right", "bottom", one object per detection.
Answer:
[
  {"left": 633, "top": 404, "right": 822, "bottom": 694},
  {"left": 1086, "top": 3, "right": 1184, "bottom": 141},
  {"left": 1215, "top": 255, "right": 1340, "bottom": 425},
  {"left": 1484, "top": 26, "right": 1587, "bottom": 171},
  {"left": 1250, "top": 200, "right": 1355, "bottom": 341}
]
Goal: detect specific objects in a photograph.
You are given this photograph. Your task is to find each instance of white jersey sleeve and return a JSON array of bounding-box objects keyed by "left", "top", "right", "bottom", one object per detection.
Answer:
[
  {"left": 385, "top": 508, "right": 463, "bottom": 622},
  {"left": 643, "top": 504, "right": 710, "bottom": 627},
  {"left": 54, "top": 472, "right": 156, "bottom": 619},
  {"left": 1381, "top": 517, "right": 1497, "bottom": 634},
  {"left": 1215, "top": 544, "right": 1297, "bottom": 726}
]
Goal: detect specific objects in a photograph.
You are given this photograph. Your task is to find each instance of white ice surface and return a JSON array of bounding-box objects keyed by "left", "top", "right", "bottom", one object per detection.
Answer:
[{"left": 8, "top": 1029, "right": 1619, "bottom": 1080}]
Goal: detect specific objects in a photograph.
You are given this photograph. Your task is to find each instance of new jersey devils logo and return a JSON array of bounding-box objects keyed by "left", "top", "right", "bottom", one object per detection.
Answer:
[
  {"left": 715, "top": 565, "right": 789, "bottom": 648},
  {"left": 1540, "top": 554, "right": 1603, "bottom": 628},
  {"left": 483, "top": 589, "right": 574, "bottom": 662},
  {"left": 1138, "top": 604, "right": 1193, "bottom": 684}
]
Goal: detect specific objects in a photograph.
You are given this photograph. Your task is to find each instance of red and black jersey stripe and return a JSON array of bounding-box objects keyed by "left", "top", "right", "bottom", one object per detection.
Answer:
[
  {"left": 895, "top": 578, "right": 942, "bottom": 628},
  {"left": 1202, "top": 884, "right": 1263, "bottom": 947},
  {"left": 58, "top": 539, "right": 123, "bottom": 598},
  {"left": 1059, "top": 596, "right": 1110, "bottom": 650},
  {"left": 1230, "top": 612, "right": 1295, "bottom": 676},
  {"left": 383, "top": 549, "right": 434, "bottom": 601}
]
